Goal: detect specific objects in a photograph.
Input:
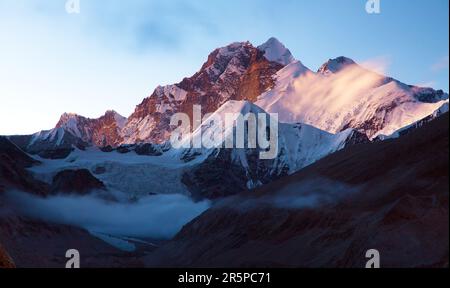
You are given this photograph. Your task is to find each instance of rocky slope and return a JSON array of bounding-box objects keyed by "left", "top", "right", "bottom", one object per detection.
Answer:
[
  {"left": 55, "top": 110, "right": 127, "bottom": 147},
  {"left": 0, "top": 137, "right": 47, "bottom": 195},
  {"left": 0, "top": 215, "right": 146, "bottom": 268},
  {"left": 143, "top": 113, "right": 449, "bottom": 267}
]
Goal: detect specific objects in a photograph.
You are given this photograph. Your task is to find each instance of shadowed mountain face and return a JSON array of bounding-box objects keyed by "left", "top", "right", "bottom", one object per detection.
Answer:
[
  {"left": 0, "top": 137, "right": 47, "bottom": 195},
  {"left": 0, "top": 137, "right": 107, "bottom": 197},
  {"left": 50, "top": 169, "right": 106, "bottom": 195},
  {"left": 143, "top": 113, "right": 449, "bottom": 268},
  {"left": 0, "top": 216, "right": 148, "bottom": 268}
]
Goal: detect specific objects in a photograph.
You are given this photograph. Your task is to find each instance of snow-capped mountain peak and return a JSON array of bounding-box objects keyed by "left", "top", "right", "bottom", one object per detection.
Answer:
[
  {"left": 27, "top": 110, "right": 128, "bottom": 152},
  {"left": 258, "top": 37, "right": 295, "bottom": 66},
  {"left": 56, "top": 112, "right": 82, "bottom": 125},
  {"left": 102, "top": 110, "right": 127, "bottom": 129},
  {"left": 257, "top": 56, "right": 449, "bottom": 139},
  {"left": 55, "top": 113, "right": 86, "bottom": 138},
  {"left": 122, "top": 40, "right": 289, "bottom": 144},
  {"left": 317, "top": 56, "right": 356, "bottom": 75},
  {"left": 199, "top": 41, "right": 254, "bottom": 79}
]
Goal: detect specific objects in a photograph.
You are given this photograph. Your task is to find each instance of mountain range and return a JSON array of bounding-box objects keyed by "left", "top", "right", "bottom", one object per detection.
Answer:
[
  {"left": 9, "top": 38, "right": 448, "bottom": 152},
  {"left": 0, "top": 37, "right": 448, "bottom": 268}
]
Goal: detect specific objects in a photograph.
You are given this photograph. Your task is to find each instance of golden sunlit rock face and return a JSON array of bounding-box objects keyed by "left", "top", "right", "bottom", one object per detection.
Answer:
[
  {"left": 124, "top": 42, "right": 284, "bottom": 144},
  {"left": 55, "top": 110, "right": 126, "bottom": 147}
]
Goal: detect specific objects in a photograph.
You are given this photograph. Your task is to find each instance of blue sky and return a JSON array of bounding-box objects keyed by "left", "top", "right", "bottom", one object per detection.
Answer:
[{"left": 0, "top": 0, "right": 448, "bottom": 135}]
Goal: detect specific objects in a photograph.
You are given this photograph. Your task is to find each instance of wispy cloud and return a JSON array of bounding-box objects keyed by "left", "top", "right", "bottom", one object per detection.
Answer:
[
  {"left": 82, "top": 0, "right": 218, "bottom": 52},
  {"left": 431, "top": 56, "right": 449, "bottom": 72}
]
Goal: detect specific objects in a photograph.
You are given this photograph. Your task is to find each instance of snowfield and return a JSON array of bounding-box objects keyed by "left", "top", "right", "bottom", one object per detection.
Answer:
[
  {"left": 28, "top": 147, "right": 195, "bottom": 198},
  {"left": 256, "top": 60, "right": 449, "bottom": 139}
]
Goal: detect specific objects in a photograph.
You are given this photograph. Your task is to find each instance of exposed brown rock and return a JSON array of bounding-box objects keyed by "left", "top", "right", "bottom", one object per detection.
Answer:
[
  {"left": 236, "top": 49, "right": 283, "bottom": 102},
  {"left": 55, "top": 110, "right": 126, "bottom": 147},
  {"left": 125, "top": 42, "right": 284, "bottom": 144},
  {"left": 37, "top": 148, "right": 74, "bottom": 159},
  {"left": 0, "top": 244, "right": 15, "bottom": 268}
]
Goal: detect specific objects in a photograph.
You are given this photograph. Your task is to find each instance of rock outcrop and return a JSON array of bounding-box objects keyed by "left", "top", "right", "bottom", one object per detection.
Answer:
[
  {"left": 0, "top": 244, "right": 15, "bottom": 268},
  {"left": 50, "top": 169, "right": 106, "bottom": 195}
]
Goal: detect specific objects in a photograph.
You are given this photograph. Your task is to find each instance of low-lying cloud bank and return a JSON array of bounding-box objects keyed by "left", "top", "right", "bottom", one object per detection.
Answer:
[
  {"left": 5, "top": 191, "right": 210, "bottom": 239},
  {"left": 215, "top": 177, "right": 360, "bottom": 211}
]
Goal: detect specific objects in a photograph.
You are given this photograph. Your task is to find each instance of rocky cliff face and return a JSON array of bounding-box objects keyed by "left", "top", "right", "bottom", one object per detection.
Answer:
[
  {"left": 50, "top": 169, "right": 106, "bottom": 195},
  {"left": 55, "top": 110, "right": 126, "bottom": 147},
  {"left": 122, "top": 40, "right": 287, "bottom": 144},
  {"left": 0, "top": 137, "right": 47, "bottom": 195}
]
